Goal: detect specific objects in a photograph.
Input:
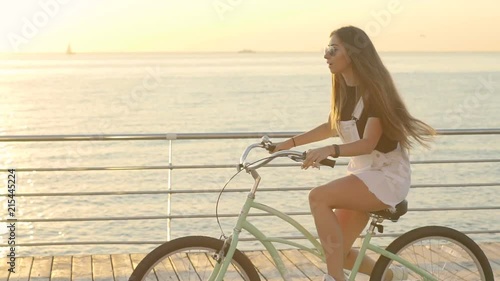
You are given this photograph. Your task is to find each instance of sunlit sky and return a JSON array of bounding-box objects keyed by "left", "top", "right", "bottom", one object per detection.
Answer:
[{"left": 1, "top": 0, "right": 499, "bottom": 53}]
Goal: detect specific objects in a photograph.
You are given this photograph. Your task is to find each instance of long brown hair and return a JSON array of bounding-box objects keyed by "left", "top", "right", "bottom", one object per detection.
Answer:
[{"left": 330, "top": 26, "right": 435, "bottom": 150}]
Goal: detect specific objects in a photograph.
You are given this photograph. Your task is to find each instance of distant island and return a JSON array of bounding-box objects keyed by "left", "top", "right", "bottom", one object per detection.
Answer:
[{"left": 238, "top": 49, "right": 256, "bottom": 54}]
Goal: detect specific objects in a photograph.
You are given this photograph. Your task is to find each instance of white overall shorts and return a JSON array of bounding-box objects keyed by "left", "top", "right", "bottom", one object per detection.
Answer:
[{"left": 338, "top": 98, "right": 411, "bottom": 209}]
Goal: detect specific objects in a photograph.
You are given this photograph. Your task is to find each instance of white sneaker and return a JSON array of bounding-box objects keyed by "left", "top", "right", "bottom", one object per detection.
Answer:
[{"left": 390, "top": 265, "right": 409, "bottom": 280}]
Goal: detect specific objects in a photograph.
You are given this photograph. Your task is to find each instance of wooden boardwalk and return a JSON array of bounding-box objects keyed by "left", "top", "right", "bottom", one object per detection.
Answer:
[{"left": 1, "top": 243, "right": 498, "bottom": 280}]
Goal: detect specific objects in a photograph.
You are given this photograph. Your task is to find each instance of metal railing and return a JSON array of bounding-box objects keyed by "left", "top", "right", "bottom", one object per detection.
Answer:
[{"left": 1, "top": 129, "right": 499, "bottom": 250}]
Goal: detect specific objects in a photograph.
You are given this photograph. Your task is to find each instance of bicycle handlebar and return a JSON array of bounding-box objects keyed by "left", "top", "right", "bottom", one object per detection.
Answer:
[{"left": 238, "top": 136, "right": 336, "bottom": 171}]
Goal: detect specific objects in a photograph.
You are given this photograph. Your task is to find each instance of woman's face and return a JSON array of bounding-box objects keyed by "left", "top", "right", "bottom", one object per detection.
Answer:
[{"left": 324, "top": 34, "right": 352, "bottom": 74}]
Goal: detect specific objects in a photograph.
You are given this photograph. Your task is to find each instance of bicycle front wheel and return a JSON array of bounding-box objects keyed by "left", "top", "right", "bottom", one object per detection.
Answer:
[
  {"left": 370, "top": 226, "right": 493, "bottom": 281},
  {"left": 129, "top": 236, "right": 260, "bottom": 281}
]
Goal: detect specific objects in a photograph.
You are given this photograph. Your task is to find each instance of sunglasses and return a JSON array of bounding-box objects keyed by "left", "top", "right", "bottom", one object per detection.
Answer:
[{"left": 325, "top": 45, "right": 338, "bottom": 56}]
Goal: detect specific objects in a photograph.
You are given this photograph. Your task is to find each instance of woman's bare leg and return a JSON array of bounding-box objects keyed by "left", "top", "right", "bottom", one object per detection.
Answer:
[
  {"left": 309, "top": 175, "right": 388, "bottom": 281},
  {"left": 335, "top": 209, "right": 374, "bottom": 274}
]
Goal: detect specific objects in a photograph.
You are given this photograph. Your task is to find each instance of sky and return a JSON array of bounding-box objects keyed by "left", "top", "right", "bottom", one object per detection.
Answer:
[{"left": 0, "top": 0, "right": 499, "bottom": 53}]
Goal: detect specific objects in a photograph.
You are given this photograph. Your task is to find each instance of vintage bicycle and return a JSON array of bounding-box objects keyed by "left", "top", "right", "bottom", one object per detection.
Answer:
[{"left": 129, "top": 136, "right": 493, "bottom": 281}]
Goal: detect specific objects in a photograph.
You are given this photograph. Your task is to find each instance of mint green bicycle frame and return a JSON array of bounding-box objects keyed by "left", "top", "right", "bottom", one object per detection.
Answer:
[
  {"left": 206, "top": 142, "right": 437, "bottom": 281},
  {"left": 208, "top": 192, "right": 437, "bottom": 281}
]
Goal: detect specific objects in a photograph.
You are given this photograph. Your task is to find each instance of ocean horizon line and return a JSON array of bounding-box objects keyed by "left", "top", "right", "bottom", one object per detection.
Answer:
[{"left": 1, "top": 50, "right": 500, "bottom": 56}]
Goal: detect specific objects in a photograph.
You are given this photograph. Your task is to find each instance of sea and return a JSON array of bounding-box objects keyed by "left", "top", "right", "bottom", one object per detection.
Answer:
[{"left": 0, "top": 52, "right": 499, "bottom": 257}]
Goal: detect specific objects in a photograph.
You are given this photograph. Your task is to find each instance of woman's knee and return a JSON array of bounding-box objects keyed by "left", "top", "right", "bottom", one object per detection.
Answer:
[
  {"left": 308, "top": 186, "right": 322, "bottom": 205},
  {"left": 309, "top": 184, "right": 334, "bottom": 210}
]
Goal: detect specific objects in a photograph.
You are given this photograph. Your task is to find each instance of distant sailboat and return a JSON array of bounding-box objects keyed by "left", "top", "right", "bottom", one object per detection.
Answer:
[
  {"left": 66, "top": 43, "right": 74, "bottom": 55},
  {"left": 238, "top": 49, "right": 256, "bottom": 54}
]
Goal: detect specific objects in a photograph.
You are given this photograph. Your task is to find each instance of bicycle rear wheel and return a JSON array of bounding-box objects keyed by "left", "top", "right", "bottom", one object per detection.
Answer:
[
  {"left": 129, "top": 236, "right": 260, "bottom": 281},
  {"left": 370, "top": 226, "right": 493, "bottom": 281}
]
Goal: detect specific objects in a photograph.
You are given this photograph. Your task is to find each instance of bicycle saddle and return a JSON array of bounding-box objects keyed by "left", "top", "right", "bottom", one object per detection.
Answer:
[{"left": 370, "top": 200, "right": 408, "bottom": 222}]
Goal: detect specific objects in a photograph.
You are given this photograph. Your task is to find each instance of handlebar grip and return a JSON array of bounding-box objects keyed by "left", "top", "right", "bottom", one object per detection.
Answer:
[
  {"left": 266, "top": 144, "right": 277, "bottom": 153},
  {"left": 319, "top": 158, "right": 336, "bottom": 168}
]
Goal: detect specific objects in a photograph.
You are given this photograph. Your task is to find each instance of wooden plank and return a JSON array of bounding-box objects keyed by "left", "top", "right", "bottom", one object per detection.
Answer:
[
  {"left": 297, "top": 249, "right": 368, "bottom": 280},
  {"left": 148, "top": 255, "right": 179, "bottom": 281},
  {"left": 299, "top": 250, "right": 326, "bottom": 274},
  {"left": 281, "top": 249, "right": 323, "bottom": 279},
  {"left": 481, "top": 243, "right": 500, "bottom": 266},
  {"left": 111, "top": 254, "right": 134, "bottom": 281},
  {"left": 92, "top": 255, "right": 114, "bottom": 281},
  {"left": 240, "top": 252, "right": 267, "bottom": 281},
  {"left": 188, "top": 252, "right": 215, "bottom": 280},
  {"left": 130, "top": 253, "right": 145, "bottom": 270},
  {"left": 262, "top": 250, "right": 308, "bottom": 281},
  {"left": 6, "top": 256, "right": 33, "bottom": 281},
  {"left": 0, "top": 256, "right": 10, "bottom": 280},
  {"left": 1, "top": 243, "right": 497, "bottom": 281},
  {"left": 169, "top": 252, "right": 200, "bottom": 281},
  {"left": 72, "top": 255, "right": 92, "bottom": 281},
  {"left": 478, "top": 243, "right": 500, "bottom": 280},
  {"left": 239, "top": 252, "right": 267, "bottom": 281},
  {"left": 245, "top": 251, "right": 281, "bottom": 281},
  {"left": 51, "top": 255, "right": 72, "bottom": 281},
  {"left": 29, "top": 256, "right": 52, "bottom": 281},
  {"left": 130, "top": 253, "right": 158, "bottom": 281}
]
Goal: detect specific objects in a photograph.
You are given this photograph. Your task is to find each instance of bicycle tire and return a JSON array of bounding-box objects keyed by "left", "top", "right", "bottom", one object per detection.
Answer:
[
  {"left": 129, "top": 236, "right": 261, "bottom": 281},
  {"left": 370, "top": 226, "right": 493, "bottom": 281}
]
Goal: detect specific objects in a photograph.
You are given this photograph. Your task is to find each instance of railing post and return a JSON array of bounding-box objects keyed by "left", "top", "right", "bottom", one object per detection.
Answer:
[{"left": 167, "top": 139, "right": 173, "bottom": 241}]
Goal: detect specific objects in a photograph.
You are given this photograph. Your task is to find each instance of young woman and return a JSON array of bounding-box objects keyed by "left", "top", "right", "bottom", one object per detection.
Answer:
[{"left": 271, "top": 26, "right": 435, "bottom": 281}]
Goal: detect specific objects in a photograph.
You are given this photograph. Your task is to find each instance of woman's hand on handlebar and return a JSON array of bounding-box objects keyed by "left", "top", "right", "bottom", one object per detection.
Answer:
[
  {"left": 269, "top": 138, "right": 295, "bottom": 153},
  {"left": 302, "top": 146, "right": 333, "bottom": 170}
]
